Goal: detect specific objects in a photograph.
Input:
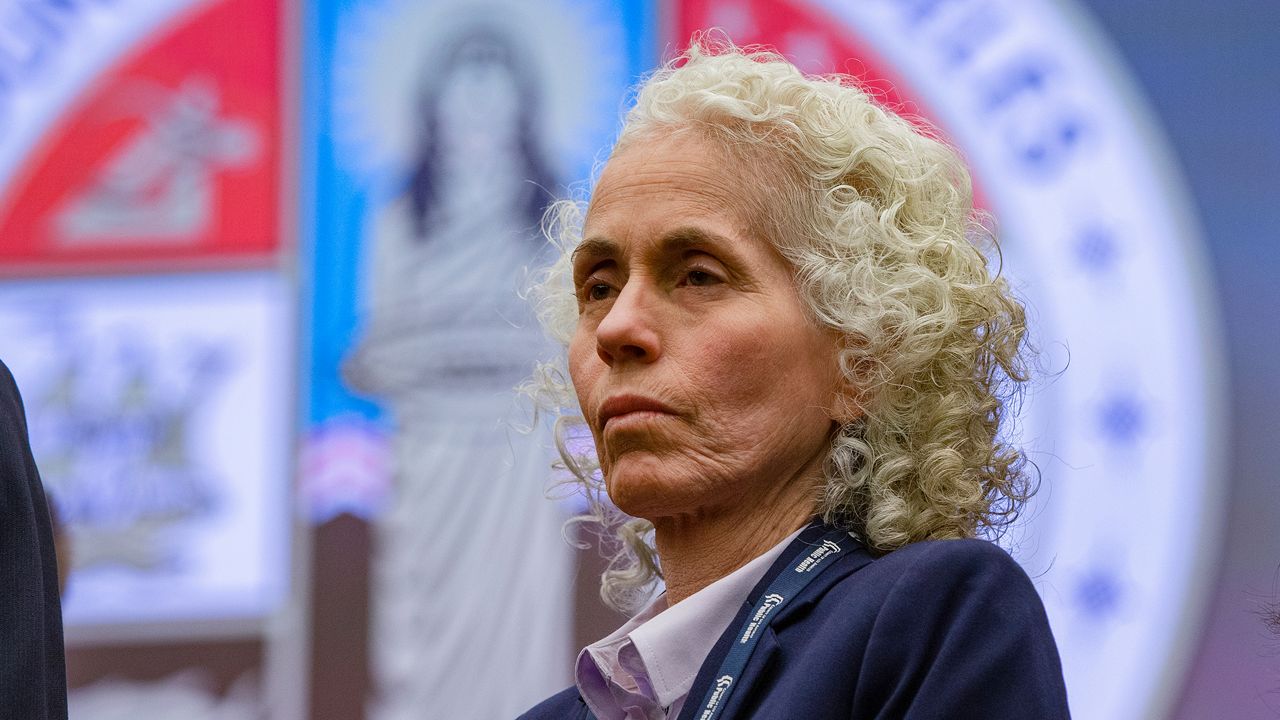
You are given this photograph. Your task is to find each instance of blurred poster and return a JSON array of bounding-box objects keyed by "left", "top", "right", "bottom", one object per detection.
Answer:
[
  {"left": 0, "top": 0, "right": 281, "bottom": 275},
  {"left": 0, "top": 272, "right": 291, "bottom": 625},
  {"left": 669, "top": 2, "right": 1224, "bottom": 720},
  {"left": 305, "top": 0, "right": 654, "bottom": 716}
]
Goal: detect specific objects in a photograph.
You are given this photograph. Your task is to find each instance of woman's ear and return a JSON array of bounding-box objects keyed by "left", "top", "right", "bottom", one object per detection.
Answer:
[
  {"left": 829, "top": 388, "right": 862, "bottom": 425},
  {"left": 828, "top": 337, "right": 866, "bottom": 425}
]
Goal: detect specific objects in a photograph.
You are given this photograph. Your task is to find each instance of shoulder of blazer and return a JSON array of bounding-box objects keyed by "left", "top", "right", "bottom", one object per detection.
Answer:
[
  {"left": 776, "top": 535, "right": 1041, "bottom": 626},
  {"left": 0, "top": 357, "right": 68, "bottom": 720},
  {"left": 681, "top": 529, "right": 1055, "bottom": 716}
]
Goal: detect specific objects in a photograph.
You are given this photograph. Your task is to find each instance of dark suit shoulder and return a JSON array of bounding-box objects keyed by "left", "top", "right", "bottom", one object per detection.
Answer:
[
  {"left": 812, "top": 537, "right": 1056, "bottom": 658},
  {"left": 822, "top": 537, "right": 1035, "bottom": 603},
  {"left": 0, "top": 357, "right": 68, "bottom": 720},
  {"left": 0, "top": 358, "right": 16, "bottom": 390},
  {"left": 787, "top": 538, "right": 1042, "bottom": 639},
  {"left": 515, "top": 685, "right": 588, "bottom": 720},
  {"left": 867, "top": 535, "right": 1022, "bottom": 571},
  {"left": 831, "top": 538, "right": 1069, "bottom": 718},
  {"left": 0, "top": 359, "right": 26, "bottom": 427}
]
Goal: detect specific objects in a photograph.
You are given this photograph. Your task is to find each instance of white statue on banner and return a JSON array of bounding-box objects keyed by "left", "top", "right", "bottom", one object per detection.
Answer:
[{"left": 344, "top": 23, "right": 573, "bottom": 720}]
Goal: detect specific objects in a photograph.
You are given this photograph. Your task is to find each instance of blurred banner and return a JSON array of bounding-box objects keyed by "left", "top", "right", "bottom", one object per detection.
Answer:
[
  {"left": 0, "top": 0, "right": 1229, "bottom": 718},
  {"left": 0, "top": 272, "right": 290, "bottom": 624},
  {"left": 0, "top": 0, "right": 291, "bottom": 715},
  {"left": 0, "top": 0, "right": 289, "bottom": 624},
  {"left": 301, "top": 0, "right": 654, "bottom": 717},
  {"left": 0, "top": 0, "right": 282, "bottom": 274}
]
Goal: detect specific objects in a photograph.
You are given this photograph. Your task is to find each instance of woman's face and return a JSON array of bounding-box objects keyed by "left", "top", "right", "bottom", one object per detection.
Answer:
[{"left": 568, "top": 131, "right": 847, "bottom": 523}]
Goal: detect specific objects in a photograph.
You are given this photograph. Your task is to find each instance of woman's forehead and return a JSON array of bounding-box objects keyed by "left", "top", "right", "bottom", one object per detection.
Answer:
[{"left": 586, "top": 133, "right": 765, "bottom": 234}]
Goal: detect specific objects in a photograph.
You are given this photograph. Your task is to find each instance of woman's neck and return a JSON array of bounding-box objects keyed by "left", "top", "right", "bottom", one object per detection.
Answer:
[{"left": 652, "top": 479, "right": 818, "bottom": 606}]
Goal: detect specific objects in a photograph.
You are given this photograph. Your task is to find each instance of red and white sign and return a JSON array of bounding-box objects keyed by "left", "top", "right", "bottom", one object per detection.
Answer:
[{"left": 0, "top": 0, "right": 281, "bottom": 275}]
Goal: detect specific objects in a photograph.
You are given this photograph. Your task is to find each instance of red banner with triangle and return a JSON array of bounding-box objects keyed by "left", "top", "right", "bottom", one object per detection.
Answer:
[{"left": 0, "top": 0, "right": 281, "bottom": 276}]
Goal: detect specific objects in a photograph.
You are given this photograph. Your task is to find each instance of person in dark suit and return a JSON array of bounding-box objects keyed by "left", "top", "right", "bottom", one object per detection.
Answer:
[
  {"left": 525, "top": 530, "right": 1066, "bottom": 720},
  {"left": 1, "top": 359, "right": 68, "bottom": 719},
  {"left": 517, "top": 39, "right": 1068, "bottom": 719}
]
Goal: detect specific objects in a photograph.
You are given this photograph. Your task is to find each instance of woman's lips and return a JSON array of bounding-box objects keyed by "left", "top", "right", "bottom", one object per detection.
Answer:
[{"left": 597, "top": 394, "right": 678, "bottom": 431}]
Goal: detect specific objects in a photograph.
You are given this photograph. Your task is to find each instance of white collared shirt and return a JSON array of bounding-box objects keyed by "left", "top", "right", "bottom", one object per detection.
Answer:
[{"left": 575, "top": 528, "right": 804, "bottom": 720}]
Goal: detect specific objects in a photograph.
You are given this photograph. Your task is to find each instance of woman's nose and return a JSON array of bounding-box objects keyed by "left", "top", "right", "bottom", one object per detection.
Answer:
[{"left": 594, "top": 281, "right": 662, "bottom": 366}]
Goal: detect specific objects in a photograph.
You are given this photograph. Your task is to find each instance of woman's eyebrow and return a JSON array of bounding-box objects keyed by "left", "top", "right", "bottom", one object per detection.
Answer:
[
  {"left": 572, "top": 226, "right": 738, "bottom": 269},
  {"left": 571, "top": 237, "right": 618, "bottom": 267},
  {"left": 658, "top": 227, "right": 734, "bottom": 255}
]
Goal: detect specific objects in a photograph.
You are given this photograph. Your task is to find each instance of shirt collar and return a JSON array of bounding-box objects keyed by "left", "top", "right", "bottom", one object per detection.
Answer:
[{"left": 575, "top": 527, "right": 804, "bottom": 718}]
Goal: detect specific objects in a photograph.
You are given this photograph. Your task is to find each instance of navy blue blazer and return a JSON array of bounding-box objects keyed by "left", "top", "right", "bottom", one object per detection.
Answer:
[
  {"left": 0, "top": 360, "right": 67, "bottom": 720},
  {"left": 519, "top": 524, "right": 1069, "bottom": 719}
]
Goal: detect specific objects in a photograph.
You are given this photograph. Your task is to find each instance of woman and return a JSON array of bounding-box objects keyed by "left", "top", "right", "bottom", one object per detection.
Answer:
[{"left": 518, "top": 41, "right": 1069, "bottom": 720}]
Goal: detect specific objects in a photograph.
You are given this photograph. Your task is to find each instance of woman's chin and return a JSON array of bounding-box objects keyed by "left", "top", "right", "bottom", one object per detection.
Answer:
[{"left": 604, "top": 457, "right": 714, "bottom": 521}]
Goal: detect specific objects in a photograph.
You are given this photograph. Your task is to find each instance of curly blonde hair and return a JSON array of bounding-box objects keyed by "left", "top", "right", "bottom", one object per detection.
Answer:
[{"left": 522, "top": 39, "right": 1033, "bottom": 612}]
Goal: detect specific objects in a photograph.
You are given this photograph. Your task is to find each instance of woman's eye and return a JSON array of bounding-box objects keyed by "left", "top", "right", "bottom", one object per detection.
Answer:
[
  {"left": 684, "top": 269, "right": 719, "bottom": 287},
  {"left": 587, "top": 283, "right": 612, "bottom": 301}
]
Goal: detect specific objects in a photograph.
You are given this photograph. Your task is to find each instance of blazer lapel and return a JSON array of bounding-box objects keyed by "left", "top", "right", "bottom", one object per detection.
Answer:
[{"left": 716, "top": 625, "right": 781, "bottom": 720}]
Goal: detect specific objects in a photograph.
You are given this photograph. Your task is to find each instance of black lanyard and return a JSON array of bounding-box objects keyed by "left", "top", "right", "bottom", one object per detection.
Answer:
[{"left": 583, "top": 526, "right": 853, "bottom": 720}]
